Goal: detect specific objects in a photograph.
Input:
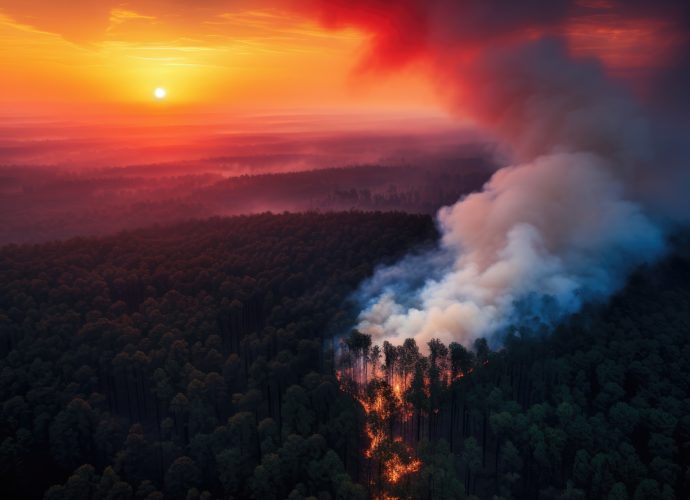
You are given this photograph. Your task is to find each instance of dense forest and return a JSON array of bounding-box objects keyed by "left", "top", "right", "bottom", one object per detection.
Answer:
[
  {"left": 338, "top": 236, "right": 690, "bottom": 499},
  {"left": 0, "top": 212, "right": 436, "bottom": 499},
  {"left": 1, "top": 213, "right": 689, "bottom": 499}
]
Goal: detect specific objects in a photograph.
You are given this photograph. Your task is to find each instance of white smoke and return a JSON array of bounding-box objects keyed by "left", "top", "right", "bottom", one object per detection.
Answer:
[{"left": 355, "top": 41, "right": 670, "bottom": 348}]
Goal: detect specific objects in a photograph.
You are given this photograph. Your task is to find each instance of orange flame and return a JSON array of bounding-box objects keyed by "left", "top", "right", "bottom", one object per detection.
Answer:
[{"left": 336, "top": 339, "right": 483, "bottom": 497}]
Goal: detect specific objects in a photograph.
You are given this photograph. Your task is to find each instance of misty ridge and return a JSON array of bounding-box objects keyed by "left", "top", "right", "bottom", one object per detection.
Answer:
[
  {"left": 0, "top": 148, "right": 492, "bottom": 245},
  {"left": 0, "top": 115, "right": 493, "bottom": 244}
]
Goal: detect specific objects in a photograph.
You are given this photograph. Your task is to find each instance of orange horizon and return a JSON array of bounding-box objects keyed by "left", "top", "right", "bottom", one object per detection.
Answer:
[
  {"left": 3, "top": 2, "right": 685, "bottom": 116},
  {"left": 0, "top": 4, "right": 443, "bottom": 119}
]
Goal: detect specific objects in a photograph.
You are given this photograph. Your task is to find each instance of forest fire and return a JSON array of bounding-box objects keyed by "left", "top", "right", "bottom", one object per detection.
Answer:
[
  {"left": 336, "top": 330, "right": 487, "bottom": 497},
  {"left": 338, "top": 372, "right": 422, "bottom": 495},
  {"left": 356, "top": 378, "right": 419, "bottom": 485},
  {"left": 385, "top": 449, "right": 422, "bottom": 484}
]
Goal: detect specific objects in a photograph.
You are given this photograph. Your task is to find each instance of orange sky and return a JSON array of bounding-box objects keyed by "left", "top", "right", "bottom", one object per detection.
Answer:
[
  {"left": 1, "top": 1, "right": 686, "bottom": 123},
  {"left": 0, "top": 1, "right": 443, "bottom": 118}
]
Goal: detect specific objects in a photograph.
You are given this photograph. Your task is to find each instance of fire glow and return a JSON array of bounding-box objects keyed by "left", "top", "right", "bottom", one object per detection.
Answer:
[
  {"left": 336, "top": 332, "right": 478, "bottom": 497},
  {"left": 336, "top": 358, "right": 422, "bottom": 495}
]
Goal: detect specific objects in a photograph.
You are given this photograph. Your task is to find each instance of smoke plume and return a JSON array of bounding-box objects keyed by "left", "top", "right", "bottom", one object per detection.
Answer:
[{"left": 305, "top": 0, "right": 690, "bottom": 347}]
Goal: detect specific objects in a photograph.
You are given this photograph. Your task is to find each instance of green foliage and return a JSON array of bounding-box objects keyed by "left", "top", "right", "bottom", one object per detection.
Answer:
[
  {"left": 0, "top": 212, "right": 435, "bottom": 498},
  {"left": 2, "top": 213, "right": 690, "bottom": 500},
  {"left": 408, "top": 440, "right": 464, "bottom": 500}
]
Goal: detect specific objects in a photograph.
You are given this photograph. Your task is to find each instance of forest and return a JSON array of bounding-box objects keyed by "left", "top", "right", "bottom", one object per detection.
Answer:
[
  {"left": 0, "top": 161, "right": 489, "bottom": 245},
  {"left": 0, "top": 213, "right": 689, "bottom": 499}
]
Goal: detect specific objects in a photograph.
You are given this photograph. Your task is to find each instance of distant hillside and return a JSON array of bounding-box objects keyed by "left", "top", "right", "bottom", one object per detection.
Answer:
[
  {"left": 0, "top": 160, "right": 491, "bottom": 245},
  {"left": 201, "top": 161, "right": 489, "bottom": 214}
]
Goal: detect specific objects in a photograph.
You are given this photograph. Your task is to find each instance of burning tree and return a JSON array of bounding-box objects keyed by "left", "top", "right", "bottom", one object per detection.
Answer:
[{"left": 336, "top": 330, "right": 484, "bottom": 499}]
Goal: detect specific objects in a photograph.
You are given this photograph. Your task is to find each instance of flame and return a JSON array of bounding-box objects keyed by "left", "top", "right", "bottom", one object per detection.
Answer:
[
  {"left": 384, "top": 451, "right": 422, "bottom": 484},
  {"left": 335, "top": 338, "right": 483, "bottom": 497},
  {"left": 337, "top": 368, "right": 420, "bottom": 490}
]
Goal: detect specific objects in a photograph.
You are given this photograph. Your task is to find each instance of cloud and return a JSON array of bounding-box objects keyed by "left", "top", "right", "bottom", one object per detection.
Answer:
[{"left": 0, "top": 0, "right": 274, "bottom": 43}]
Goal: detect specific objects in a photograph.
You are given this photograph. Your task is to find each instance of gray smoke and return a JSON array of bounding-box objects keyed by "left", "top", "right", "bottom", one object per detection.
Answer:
[{"left": 354, "top": 40, "right": 676, "bottom": 348}]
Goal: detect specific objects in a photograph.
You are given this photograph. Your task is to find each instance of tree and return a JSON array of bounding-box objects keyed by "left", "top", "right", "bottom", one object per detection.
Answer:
[
  {"left": 369, "top": 345, "right": 382, "bottom": 378},
  {"left": 498, "top": 440, "right": 522, "bottom": 498},
  {"left": 608, "top": 482, "right": 629, "bottom": 500},
  {"left": 165, "top": 456, "right": 201, "bottom": 499},
  {"left": 473, "top": 339, "right": 490, "bottom": 366},
  {"left": 258, "top": 418, "right": 280, "bottom": 455},
  {"left": 633, "top": 479, "right": 660, "bottom": 500},
  {"left": 216, "top": 448, "right": 242, "bottom": 496},
  {"left": 345, "top": 330, "right": 372, "bottom": 384},
  {"left": 282, "top": 386, "right": 315, "bottom": 437},
  {"left": 409, "top": 440, "right": 463, "bottom": 500},
  {"left": 49, "top": 399, "right": 96, "bottom": 470},
  {"left": 461, "top": 437, "right": 482, "bottom": 495},
  {"left": 449, "top": 343, "right": 473, "bottom": 378}
]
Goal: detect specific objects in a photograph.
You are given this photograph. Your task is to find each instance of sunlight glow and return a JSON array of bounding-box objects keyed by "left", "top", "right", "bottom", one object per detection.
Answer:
[{"left": 154, "top": 87, "right": 166, "bottom": 99}]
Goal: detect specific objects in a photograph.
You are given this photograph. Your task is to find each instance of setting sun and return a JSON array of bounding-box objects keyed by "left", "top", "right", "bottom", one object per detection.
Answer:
[{"left": 154, "top": 87, "right": 166, "bottom": 100}]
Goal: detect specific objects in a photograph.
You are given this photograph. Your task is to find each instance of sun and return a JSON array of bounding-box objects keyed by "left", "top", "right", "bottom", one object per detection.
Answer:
[{"left": 154, "top": 87, "right": 167, "bottom": 100}]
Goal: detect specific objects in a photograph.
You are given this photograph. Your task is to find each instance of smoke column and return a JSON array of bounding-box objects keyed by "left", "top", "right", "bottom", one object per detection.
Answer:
[{"left": 303, "top": 0, "right": 690, "bottom": 347}]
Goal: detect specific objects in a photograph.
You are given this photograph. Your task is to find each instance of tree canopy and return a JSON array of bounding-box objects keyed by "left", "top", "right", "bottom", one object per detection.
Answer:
[{"left": 1, "top": 213, "right": 689, "bottom": 499}]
